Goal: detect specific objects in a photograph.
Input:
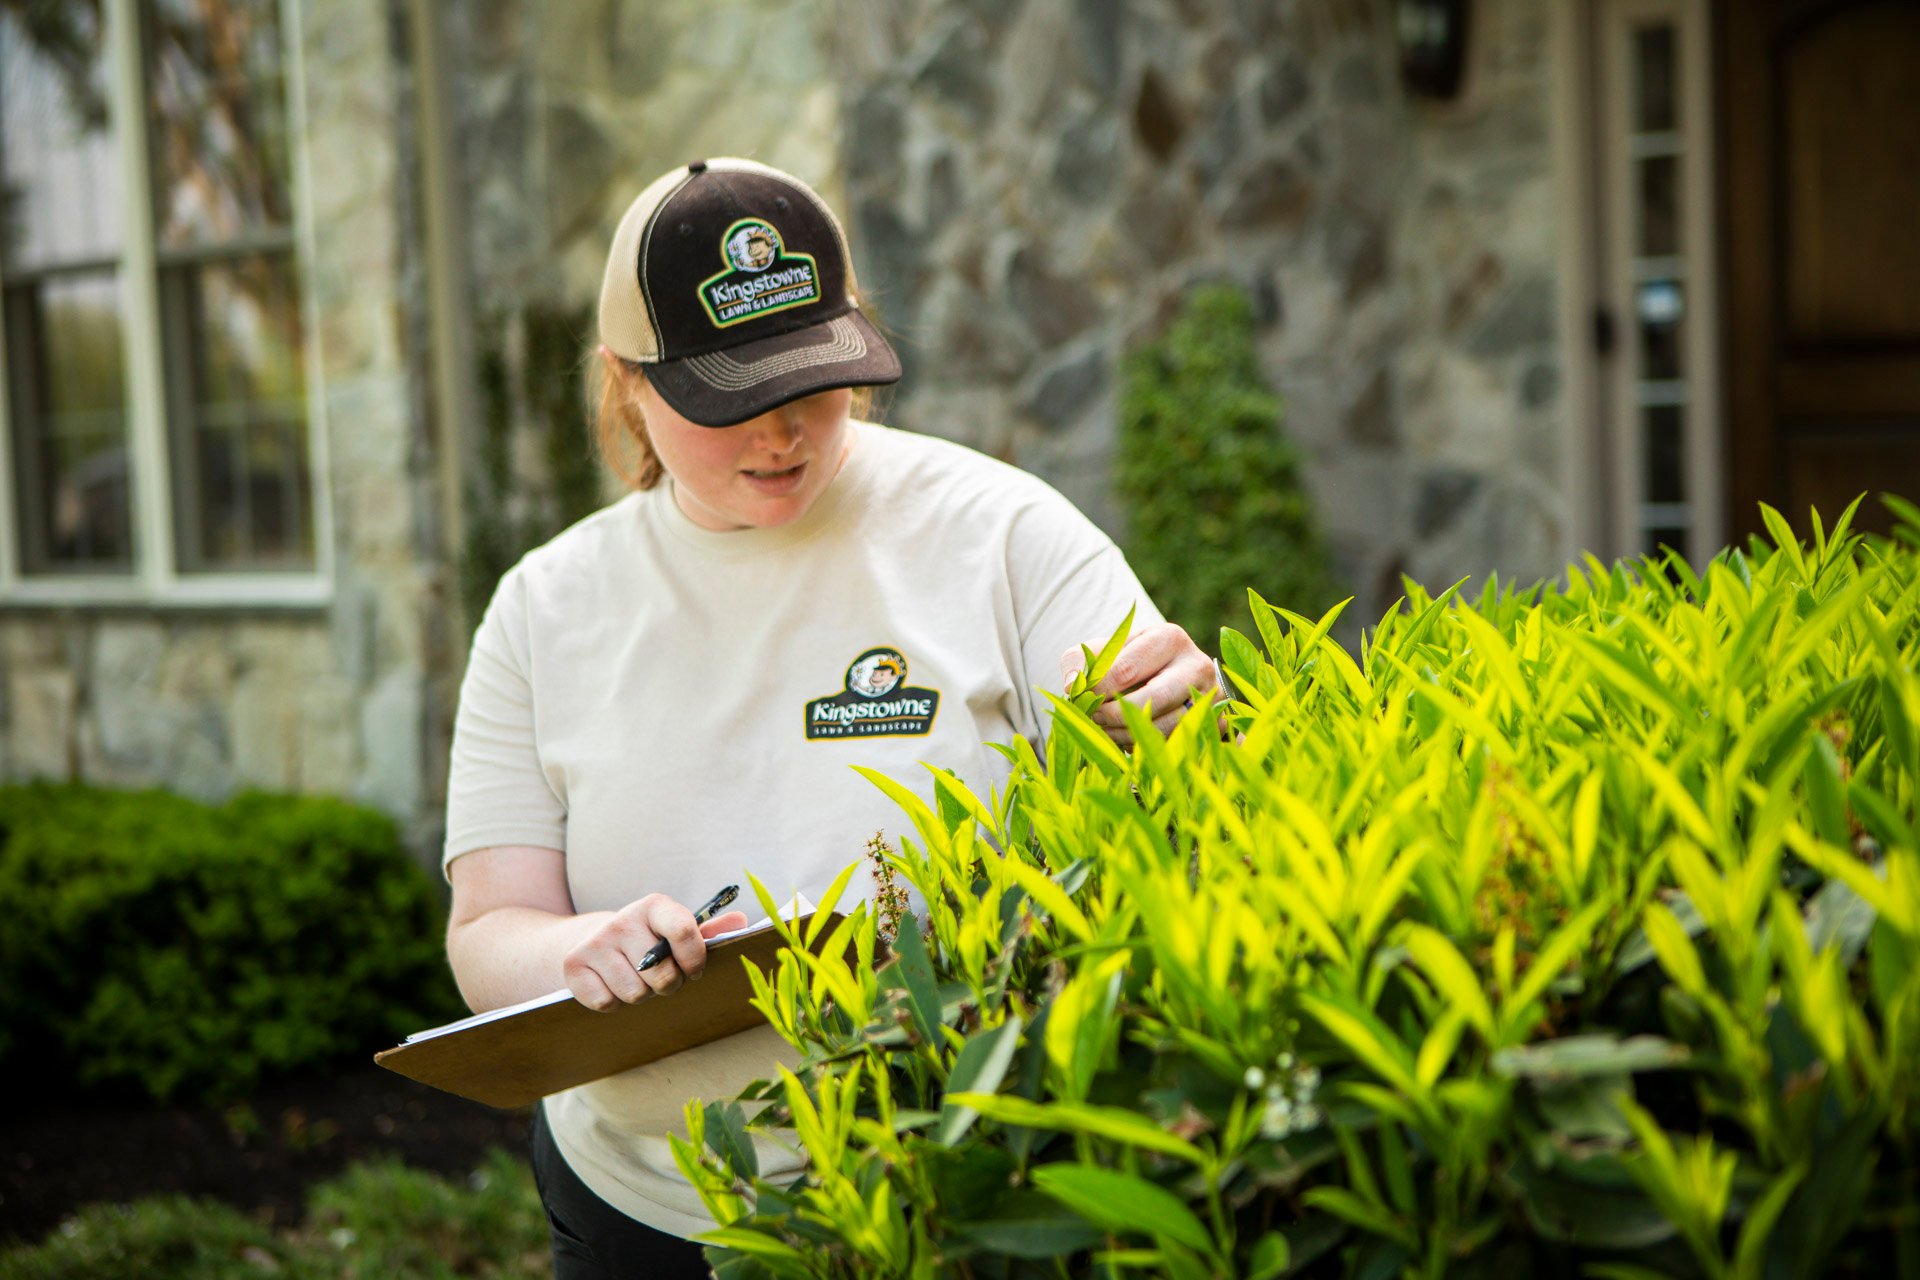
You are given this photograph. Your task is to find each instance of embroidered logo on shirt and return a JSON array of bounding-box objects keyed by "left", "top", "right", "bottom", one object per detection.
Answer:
[
  {"left": 804, "top": 647, "right": 941, "bottom": 740},
  {"left": 699, "top": 218, "right": 822, "bottom": 328}
]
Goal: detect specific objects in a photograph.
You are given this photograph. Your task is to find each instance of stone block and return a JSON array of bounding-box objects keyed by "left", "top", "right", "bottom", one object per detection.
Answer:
[
  {"left": 1216, "top": 156, "right": 1314, "bottom": 230},
  {"left": 359, "top": 669, "right": 425, "bottom": 819},
  {"left": 298, "top": 675, "right": 361, "bottom": 795},
  {"left": 906, "top": 14, "right": 995, "bottom": 126},
  {"left": 231, "top": 670, "right": 300, "bottom": 791},
  {"left": 1189, "top": 94, "right": 1245, "bottom": 189},
  {"left": 1020, "top": 343, "right": 1112, "bottom": 432},
  {"left": 546, "top": 103, "right": 619, "bottom": 243},
  {"left": 1002, "top": 245, "right": 1101, "bottom": 350},
  {"left": 1463, "top": 276, "right": 1557, "bottom": 358},
  {"left": 1259, "top": 53, "right": 1311, "bottom": 125},
  {"left": 1415, "top": 466, "right": 1484, "bottom": 539},
  {"left": 1055, "top": 111, "right": 1126, "bottom": 205},
  {"left": 1071, "top": 0, "right": 1125, "bottom": 97},
  {"left": 9, "top": 669, "right": 76, "bottom": 780}
]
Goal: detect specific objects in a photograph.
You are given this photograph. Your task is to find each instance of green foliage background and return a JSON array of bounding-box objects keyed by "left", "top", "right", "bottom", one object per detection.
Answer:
[
  {"left": 0, "top": 785, "right": 463, "bottom": 1104},
  {"left": 0, "top": 1149, "right": 547, "bottom": 1279},
  {"left": 1117, "top": 284, "right": 1338, "bottom": 649},
  {"left": 670, "top": 498, "right": 1920, "bottom": 1279}
]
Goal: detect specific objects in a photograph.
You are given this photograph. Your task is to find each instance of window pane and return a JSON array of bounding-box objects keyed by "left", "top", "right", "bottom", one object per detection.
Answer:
[
  {"left": 165, "top": 250, "right": 312, "bottom": 571},
  {"left": 1643, "top": 403, "right": 1686, "bottom": 504},
  {"left": 144, "top": 0, "right": 292, "bottom": 248},
  {"left": 0, "top": 2, "right": 121, "bottom": 271},
  {"left": 1633, "top": 25, "right": 1677, "bottom": 134},
  {"left": 7, "top": 272, "right": 133, "bottom": 572},
  {"left": 1637, "top": 278, "right": 1685, "bottom": 382},
  {"left": 1637, "top": 154, "right": 1678, "bottom": 257}
]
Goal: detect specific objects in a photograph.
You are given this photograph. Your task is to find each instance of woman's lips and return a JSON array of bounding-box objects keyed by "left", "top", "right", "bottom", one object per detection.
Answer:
[{"left": 741, "top": 461, "right": 807, "bottom": 495}]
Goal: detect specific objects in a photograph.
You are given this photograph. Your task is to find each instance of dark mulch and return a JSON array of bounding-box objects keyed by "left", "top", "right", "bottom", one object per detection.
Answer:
[{"left": 0, "top": 1060, "right": 534, "bottom": 1248}]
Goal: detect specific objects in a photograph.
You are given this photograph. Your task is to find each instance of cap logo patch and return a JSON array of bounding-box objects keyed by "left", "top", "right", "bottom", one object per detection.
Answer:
[
  {"left": 804, "top": 647, "right": 941, "bottom": 740},
  {"left": 700, "top": 217, "right": 822, "bottom": 328}
]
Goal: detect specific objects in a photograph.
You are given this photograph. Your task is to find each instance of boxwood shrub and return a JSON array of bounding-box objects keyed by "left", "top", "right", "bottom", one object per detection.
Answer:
[
  {"left": 673, "top": 498, "right": 1920, "bottom": 1279},
  {"left": 0, "top": 785, "right": 462, "bottom": 1104}
]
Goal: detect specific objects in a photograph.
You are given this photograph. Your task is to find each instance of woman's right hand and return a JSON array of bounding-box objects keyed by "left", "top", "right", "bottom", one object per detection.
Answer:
[{"left": 562, "top": 893, "right": 751, "bottom": 1011}]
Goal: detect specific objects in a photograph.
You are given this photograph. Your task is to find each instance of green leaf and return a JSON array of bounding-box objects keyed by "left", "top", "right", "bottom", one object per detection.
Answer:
[
  {"left": 1401, "top": 924, "right": 1494, "bottom": 1040},
  {"left": 1246, "top": 1231, "right": 1291, "bottom": 1280},
  {"left": 702, "top": 1099, "right": 759, "bottom": 1180},
  {"left": 891, "top": 912, "right": 943, "bottom": 1046},
  {"left": 1804, "top": 733, "right": 1851, "bottom": 848},
  {"left": 1039, "top": 690, "right": 1131, "bottom": 780},
  {"left": 948, "top": 1192, "right": 1106, "bottom": 1259},
  {"left": 945, "top": 1093, "right": 1210, "bottom": 1166},
  {"left": 1300, "top": 1186, "right": 1416, "bottom": 1251},
  {"left": 1031, "top": 1163, "right": 1214, "bottom": 1254},
  {"left": 1490, "top": 1034, "right": 1687, "bottom": 1083},
  {"left": 1731, "top": 1164, "right": 1805, "bottom": 1280},
  {"left": 1044, "top": 952, "right": 1127, "bottom": 1101},
  {"left": 939, "top": 1016, "right": 1024, "bottom": 1146},
  {"left": 695, "top": 1228, "right": 817, "bottom": 1278}
]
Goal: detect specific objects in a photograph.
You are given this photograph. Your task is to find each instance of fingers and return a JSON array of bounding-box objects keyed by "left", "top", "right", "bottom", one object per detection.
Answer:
[
  {"left": 1087, "top": 629, "right": 1216, "bottom": 726},
  {"left": 563, "top": 893, "right": 716, "bottom": 1011},
  {"left": 699, "top": 910, "right": 750, "bottom": 938}
]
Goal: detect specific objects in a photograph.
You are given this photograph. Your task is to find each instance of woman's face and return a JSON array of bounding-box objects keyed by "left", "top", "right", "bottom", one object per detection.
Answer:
[{"left": 624, "top": 367, "right": 854, "bottom": 532}]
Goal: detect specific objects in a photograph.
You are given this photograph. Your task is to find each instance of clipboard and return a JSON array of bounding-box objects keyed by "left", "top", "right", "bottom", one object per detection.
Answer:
[{"left": 375, "top": 910, "right": 840, "bottom": 1109}]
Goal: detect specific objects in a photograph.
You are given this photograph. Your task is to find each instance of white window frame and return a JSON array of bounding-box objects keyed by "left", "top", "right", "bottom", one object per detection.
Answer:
[
  {"left": 0, "top": 0, "right": 334, "bottom": 608},
  {"left": 1553, "top": 0, "right": 1724, "bottom": 565}
]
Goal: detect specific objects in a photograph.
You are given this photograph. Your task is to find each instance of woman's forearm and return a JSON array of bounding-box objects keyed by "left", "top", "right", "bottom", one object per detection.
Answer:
[{"left": 446, "top": 904, "right": 614, "bottom": 1012}]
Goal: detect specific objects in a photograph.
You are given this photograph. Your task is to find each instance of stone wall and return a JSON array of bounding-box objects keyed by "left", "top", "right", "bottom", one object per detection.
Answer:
[
  {"left": 0, "top": 0, "right": 452, "bottom": 856},
  {"left": 834, "top": 0, "right": 1570, "bottom": 625}
]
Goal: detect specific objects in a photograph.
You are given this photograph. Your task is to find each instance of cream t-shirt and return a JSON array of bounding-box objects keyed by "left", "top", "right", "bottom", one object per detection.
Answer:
[{"left": 443, "top": 421, "right": 1162, "bottom": 1234}]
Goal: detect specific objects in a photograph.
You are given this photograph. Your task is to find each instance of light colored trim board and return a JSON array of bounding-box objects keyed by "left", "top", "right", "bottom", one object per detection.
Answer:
[
  {"left": 107, "top": 0, "right": 175, "bottom": 591},
  {"left": 282, "top": 0, "right": 337, "bottom": 598},
  {"left": 1679, "top": 0, "right": 1724, "bottom": 547},
  {"left": 408, "top": 0, "right": 478, "bottom": 638},
  {"left": 1549, "top": 0, "right": 1607, "bottom": 561}
]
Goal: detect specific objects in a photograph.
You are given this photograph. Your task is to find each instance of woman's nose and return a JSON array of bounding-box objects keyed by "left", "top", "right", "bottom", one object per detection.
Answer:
[{"left": 755, "top": 406, "right": 804, "bottom": 452}]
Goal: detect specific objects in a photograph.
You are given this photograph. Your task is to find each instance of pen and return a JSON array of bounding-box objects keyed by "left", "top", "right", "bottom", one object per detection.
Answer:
[{"left": 635, "top": 884, "right": 740, "bottom": 972}]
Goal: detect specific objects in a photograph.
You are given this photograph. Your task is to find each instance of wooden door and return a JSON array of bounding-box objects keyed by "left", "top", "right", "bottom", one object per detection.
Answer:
[{"left": 1721, "top": 0, "right": 1920, "bottom": 539}]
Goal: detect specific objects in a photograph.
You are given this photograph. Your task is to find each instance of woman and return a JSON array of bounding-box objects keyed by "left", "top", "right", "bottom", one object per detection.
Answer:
[{"left": 443, "top": 157, "right": 1217, "bottom": 1278}]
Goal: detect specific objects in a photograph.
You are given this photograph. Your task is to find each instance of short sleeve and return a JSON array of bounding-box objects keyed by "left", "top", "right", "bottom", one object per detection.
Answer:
[
  {"left": 442, "top": 568, "right": 568, "bottom": 876},
  {"left": 1004, "top": 494, "right": 1165, "bottom": 737}
]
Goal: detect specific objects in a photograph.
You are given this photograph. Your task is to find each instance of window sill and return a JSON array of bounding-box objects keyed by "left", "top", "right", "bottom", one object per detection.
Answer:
[{"left": 0, "top": 574, "right": 333, "bottom": 613}]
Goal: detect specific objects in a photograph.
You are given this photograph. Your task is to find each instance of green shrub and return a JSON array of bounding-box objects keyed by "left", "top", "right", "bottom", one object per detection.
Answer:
[
  {"left": 0, "top": 1196, "right": 314, "bottom": 1280},
  {"left": 1116, "top": 283, "right": 1338, "bottom": 650},
  {"left": 0, "top": 1149, "right": 545, "bottom": 1280},
  {"left": 671, "top": 498, "right": 1920, "bottom": 1278},
  {"left": 0, "top": 786, "right": 462, "bottom": 1104},
  {"left": 301, "top": 1149, "right": 549, "bottom": 1279}
]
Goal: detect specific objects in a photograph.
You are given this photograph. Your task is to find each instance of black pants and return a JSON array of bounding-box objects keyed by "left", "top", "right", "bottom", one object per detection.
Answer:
[{"left": 529, "top": 1103, "right": 713, "bottom": 1280}]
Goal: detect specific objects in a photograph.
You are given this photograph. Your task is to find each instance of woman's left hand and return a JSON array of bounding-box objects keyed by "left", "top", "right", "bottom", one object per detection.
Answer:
[{"left": 1061, "top": 622, "right": 1220, "bottom": 746}]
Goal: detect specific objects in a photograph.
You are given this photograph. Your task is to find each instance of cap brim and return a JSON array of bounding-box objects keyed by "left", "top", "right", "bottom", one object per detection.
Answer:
[{"left": 646, "top": 310, "right": 902, "bottom": 427}]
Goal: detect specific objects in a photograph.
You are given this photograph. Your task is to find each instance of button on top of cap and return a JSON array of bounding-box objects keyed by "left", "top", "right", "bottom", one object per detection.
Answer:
[{"left": 687, "top": 160, "right": 708, "bottom": 174}]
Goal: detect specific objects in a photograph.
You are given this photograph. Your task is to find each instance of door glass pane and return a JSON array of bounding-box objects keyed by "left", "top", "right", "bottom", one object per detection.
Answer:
[
  {"left": 1634, "top": 25, "right": 1677, "bottom": 134},
  {"left": 8, "top": 272, "right": 133, "bottom": 572},
  {"left": 166, "top": 250, "right": 312, "bottom": 570},
  {"left": 1637, "top": 278, "right": 1685, "bottom": 381},
  {"left": 0, "top": 2, "right": 121, "bottom": 271},
  {"left": 144, "top": 0, "right": 292, "bottom": 248},
  {"left": 1643, "top": 404, "right": 1685, "bottom": 504},
  {"left": 1637, "top": 154, "right": 1678, "bottom": 257}
]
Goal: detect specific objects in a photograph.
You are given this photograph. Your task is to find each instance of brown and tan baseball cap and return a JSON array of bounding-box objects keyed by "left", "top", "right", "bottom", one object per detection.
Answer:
[{"left": 597, "top": 157, "right": 902, "bottom": 427}]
